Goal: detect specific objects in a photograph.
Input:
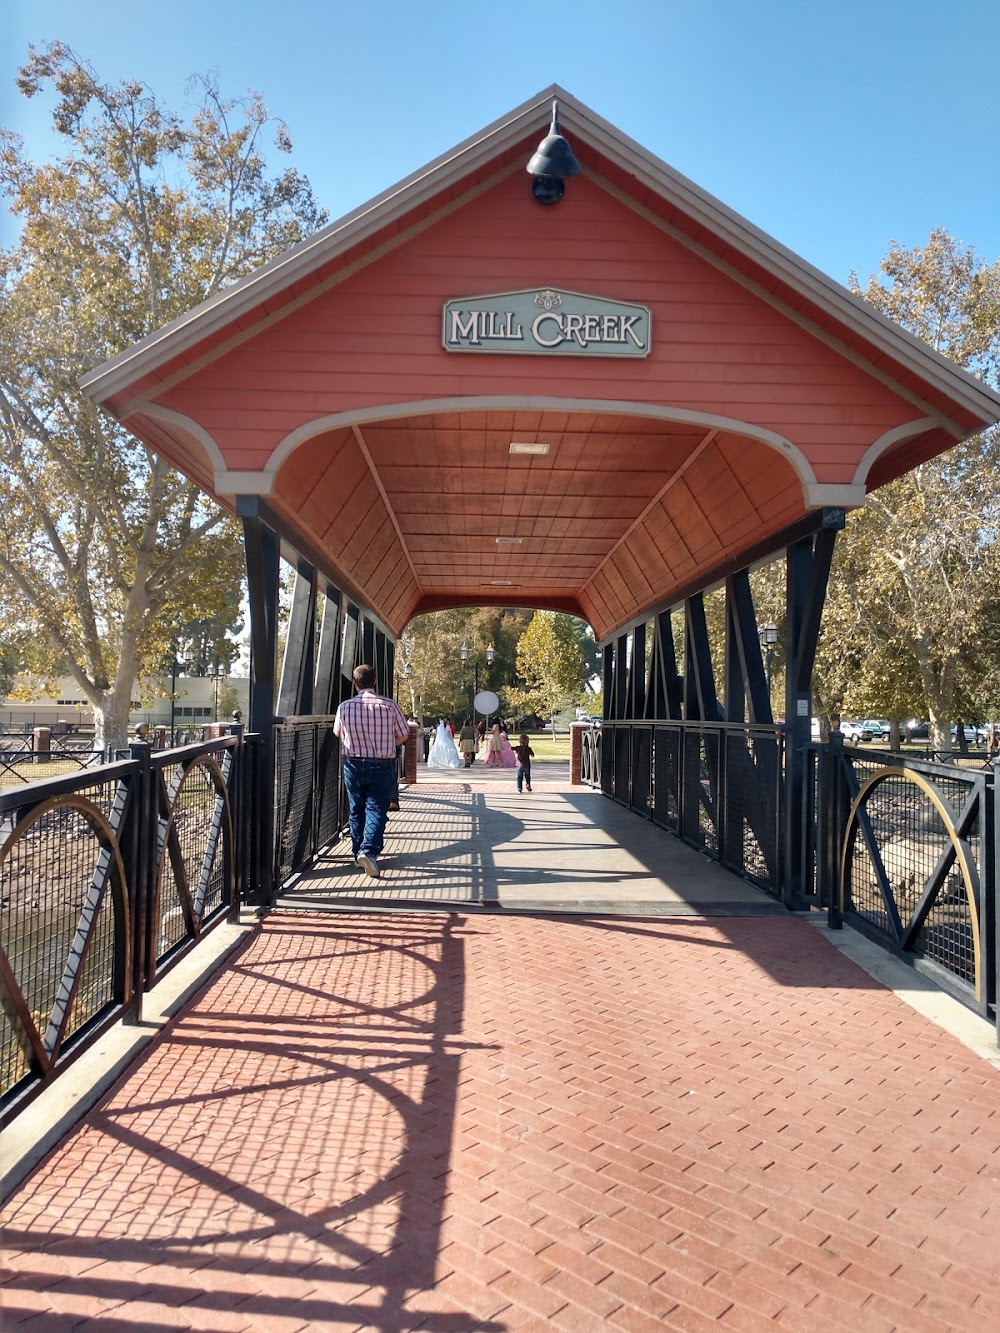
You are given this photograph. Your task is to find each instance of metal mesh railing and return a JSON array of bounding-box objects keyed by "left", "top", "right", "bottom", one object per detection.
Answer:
[
  {"left": 0, "top": 734, "right": 242, "bottom": 1124},
  {"left": 316, "top": 728, "right": 343, "bottom": 849},
  {"left": 152, "top": 750, "right": 232, "bottom": 967},
  {"left": 0, "top": 740, "right": 110, "bottom": 790},
  {"left": 274, "top": 718, "right": 343, "bottom": 890},
  {"left": 599, "top": 720, "right": 785, "bottom": 899},
  {"left": 821, "top": 745, "right": 993, "bottom": 1016},
  {"left": 0, "top": 767, "right": 132, "bottom": 1107},
  {"left": 580, "top": 727, "right": 601, "bottom": 786}
]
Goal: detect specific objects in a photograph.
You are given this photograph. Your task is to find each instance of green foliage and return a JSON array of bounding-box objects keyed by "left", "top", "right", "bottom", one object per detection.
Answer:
[
  {"left": 217, "top": 679, "right": 242, "bottom": 720},
  {"left": 0, "top": 44, "right": 326, "bottom": 750},
  {"left": 399, "top": 606, "right": 532, "bottom": 722},
  {"left": 0, "top": 639, "right": 21, "bottom": 702},
  {"left": 510, "top": 611, "right": 587, "bottom": 721},
  {"left": 813, "top": 231, "right": 1000, "bottom": 747}
]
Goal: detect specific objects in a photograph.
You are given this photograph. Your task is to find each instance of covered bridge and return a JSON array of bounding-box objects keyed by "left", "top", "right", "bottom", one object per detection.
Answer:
[{"left": 82, "top": 86, "right": 1000, "bottom": 905}]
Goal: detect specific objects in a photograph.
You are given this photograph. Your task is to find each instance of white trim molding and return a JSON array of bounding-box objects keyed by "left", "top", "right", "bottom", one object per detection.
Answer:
[
  {"left": 851, "top": 418, "right": 940, "bottom": 488},
  {"left": 141, "top": 404, "right": 228, "bottom": 476},
  {"left": 802, "top": 483, "right": 867, "bottom": 508},
  {"left": 215, "top": 470, "right": 276, "bottom": 497},
  {"left": 263, "top": 396, "right": 820, "bottom": 494}
]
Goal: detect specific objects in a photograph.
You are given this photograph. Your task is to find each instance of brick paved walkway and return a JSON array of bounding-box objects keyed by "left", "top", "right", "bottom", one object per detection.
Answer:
[{"left": 2, "top": 910, "right": 998, "bottom": 1331}]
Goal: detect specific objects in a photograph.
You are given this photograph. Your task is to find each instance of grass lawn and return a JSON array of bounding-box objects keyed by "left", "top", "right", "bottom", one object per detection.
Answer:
[
  {"left": 0, "top": 757, "right": 101, "bottom": 790},
  {"left": 519, "top": 730, "right": 572, "bottom": 763}
]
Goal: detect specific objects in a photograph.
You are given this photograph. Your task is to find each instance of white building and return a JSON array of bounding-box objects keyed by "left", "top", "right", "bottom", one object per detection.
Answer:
[{"left": 0, "top": 675, "right": 250, "bottom": 733}]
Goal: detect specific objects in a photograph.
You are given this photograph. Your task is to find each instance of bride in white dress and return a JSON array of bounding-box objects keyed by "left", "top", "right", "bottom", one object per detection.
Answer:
[{"left": 428, "top": 719, "right": 462, "bottom": 768}]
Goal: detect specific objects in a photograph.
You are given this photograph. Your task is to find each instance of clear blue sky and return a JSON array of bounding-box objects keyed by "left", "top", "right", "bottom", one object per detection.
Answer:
[{"left": 3, "top": 0, "right": 999, "bottom": 287}]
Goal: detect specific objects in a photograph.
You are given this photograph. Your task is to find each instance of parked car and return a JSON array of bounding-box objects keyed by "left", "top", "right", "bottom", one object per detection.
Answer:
[
  {"left": 951, "top": 724, "right": 986, "bottom": 745},
  {"left": 860, "top": 719, "right": 890, "bottom": 742},
  {"left": 839, "top": 720, "right": 865, "bottom": 742},
  {"left": 905, "top": 720, "right": 930, "bottom": 742}
]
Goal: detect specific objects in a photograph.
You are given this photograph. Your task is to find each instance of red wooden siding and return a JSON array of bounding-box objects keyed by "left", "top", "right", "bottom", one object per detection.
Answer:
[{"left": 156, "top": 171, "right": 918, "bottom": 482}]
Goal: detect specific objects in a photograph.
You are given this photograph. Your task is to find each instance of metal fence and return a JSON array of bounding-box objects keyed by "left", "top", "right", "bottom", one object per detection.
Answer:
[
  {"left": 4, "top": 713, "right": 996, "bottom": 1124},
  {"left": 274, "top": 717, "right": 343, "bottom": 888},
  {"left": 580, "top": 725, "right": 601, "bottom": 787},
  {"left": 814, "top": 739, "right": 996, "bottom": 1022},
  {"left": 0, "top": 733, "right": 242, "bottom": 1126},
  {"left": 0, "top": 735, "right": 110, "bottom": 790},
  {"left": 592, "top": 720, "right": 785, "bottom": 899}
]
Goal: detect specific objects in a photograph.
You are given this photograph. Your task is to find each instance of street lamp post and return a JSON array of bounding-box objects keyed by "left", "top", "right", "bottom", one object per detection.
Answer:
[
  {"left": 212, "top": 660, "right": 224, "bottom": 722},
  {"left": 758, "top": 622, "right": 779, "bottom": 696},
  {"left": 459, "top": 642, "right": 497, "bottom": 724},
  {"left": 459, "top": 642, "right": 472, "bottom": 717},
  {"left": 169, "top": 645, "right": 189, "bottom": 746}
]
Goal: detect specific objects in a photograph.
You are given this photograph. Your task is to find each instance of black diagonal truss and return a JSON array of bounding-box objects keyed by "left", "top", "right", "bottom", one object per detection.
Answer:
[
  {"left": 238, "top": 497, "right": 398, "bottom": 905},
  {"left": 593, "top": 508, "right": 843, "bottom": 905}
]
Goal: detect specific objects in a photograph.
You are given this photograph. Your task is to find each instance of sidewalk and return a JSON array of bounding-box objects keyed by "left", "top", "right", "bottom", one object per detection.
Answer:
[
  {"left": 280, "top": 764, "right": 776, "bottom": 915},
  {"left": 2, "top": 773, "right": 999, "bottom": 1331}
]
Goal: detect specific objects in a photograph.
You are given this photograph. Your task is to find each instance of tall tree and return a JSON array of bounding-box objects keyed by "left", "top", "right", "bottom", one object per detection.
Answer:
[
  {"left": 508, "top": 611, "right": 586, "bottom": 725},
  {"left": 399, "top": 606, "right": 531, "bottom": 723},
  {"left": 811, "top": 231, "right": 1000, "bottom": 749},
  {"left": 0, "top": 44, "right": 326, "bottom": 751}
]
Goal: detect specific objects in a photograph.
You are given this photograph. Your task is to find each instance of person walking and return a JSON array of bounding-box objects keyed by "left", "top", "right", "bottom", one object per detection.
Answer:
[
  {"left": 458, "top": 718, "right": 477, "bottom": 767},
  {"left": 429, "top": 718, "right": 462, "bottom": 767},
  {"left": 514, "top": 734, "right": 534, "bottom": 792},
  {"left": 498, "top": 720, "right": 518, "bottom": 768},
  {"left": 333, "top": 663, "right": 410, "bottom": 879},
  {"left": 484, "top": 722, "right": 505, "bottom": 767}
]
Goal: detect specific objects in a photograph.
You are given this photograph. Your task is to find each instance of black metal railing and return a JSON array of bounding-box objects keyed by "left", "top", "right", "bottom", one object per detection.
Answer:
[
  {"left": 580, "top": 724, "right": 602, "bottom": 787},
  {"left": 0, "top": 733, "right": 242, "bottom": 1126},
  {"left": 589, "top": 720, "right": 786, "bottom": 899},
  {"left": 273, "top": 717, "right": 345, "bottom": 889},
  {"left": 0, "top": 736, "right": 110, "bottom": 790},
  {"left": 814, "top": 739, "right": 996, "bottom": 1021}
]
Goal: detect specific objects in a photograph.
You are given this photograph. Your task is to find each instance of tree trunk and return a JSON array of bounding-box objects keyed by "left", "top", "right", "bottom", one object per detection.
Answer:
[{"left": 93, "top": 678, "right": 134, "bottom": 757}]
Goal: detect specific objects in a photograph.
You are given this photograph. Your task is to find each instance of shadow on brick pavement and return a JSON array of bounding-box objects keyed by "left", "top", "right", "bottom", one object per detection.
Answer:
[{"left": 2, "top": 903, "right": 999, "bottom": 1331}]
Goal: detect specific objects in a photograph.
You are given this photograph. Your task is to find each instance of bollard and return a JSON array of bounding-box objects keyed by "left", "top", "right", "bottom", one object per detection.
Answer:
[{"left": 31, "top": 726, "right": 52, "bottom": 763}]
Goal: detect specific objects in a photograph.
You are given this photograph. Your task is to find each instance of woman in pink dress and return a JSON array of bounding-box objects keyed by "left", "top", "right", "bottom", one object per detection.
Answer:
[
  {"left": 483, "top": 723, "right": 505, "bottom": 767},
  {"left": 498, "top": 721, "right": 518, "bottom": 768}
]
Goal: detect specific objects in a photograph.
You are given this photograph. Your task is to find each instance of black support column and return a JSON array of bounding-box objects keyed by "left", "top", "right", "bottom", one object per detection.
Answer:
[
  {"left": 238, "top": 497, "right": 280, "bottom": 906},
  {"left": 783, "top": 510, "right": 843, "bottom": 909},
  {"left": 277, "top": 556, "right": 318, "bottom": 718}
]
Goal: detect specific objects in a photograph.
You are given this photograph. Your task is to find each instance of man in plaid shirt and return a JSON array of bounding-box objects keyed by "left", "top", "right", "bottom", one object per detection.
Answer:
[{"left": 334, "top": 663, "right": 410, "bottom": 878}]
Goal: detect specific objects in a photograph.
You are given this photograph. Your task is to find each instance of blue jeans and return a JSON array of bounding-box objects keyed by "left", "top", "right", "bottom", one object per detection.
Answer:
[
  {"left": 517, "top": 764, "right": 531, "bottom": 791},
  {"left": 343, "top": 758, "right": 395, "bottom": 858}
]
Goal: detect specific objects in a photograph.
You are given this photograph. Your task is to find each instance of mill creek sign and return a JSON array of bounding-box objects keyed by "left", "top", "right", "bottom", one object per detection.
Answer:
[{"left": 442, "top": 288, "right": 651, "bottom": 358}]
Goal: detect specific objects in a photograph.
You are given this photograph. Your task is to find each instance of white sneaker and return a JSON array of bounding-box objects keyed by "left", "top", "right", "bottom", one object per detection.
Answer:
[{"left": 357, "top": 853, "right": 380, "bottom": 879}]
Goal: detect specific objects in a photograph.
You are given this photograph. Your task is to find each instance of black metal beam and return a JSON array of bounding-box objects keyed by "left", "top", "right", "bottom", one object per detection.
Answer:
[
  {"left": 684, "top": 595, "right": 720, "bottom": 722},
  {"left": 782, "top": 520, "right": 840, "bottom": 910},
  {"left": 725, "top": 570, "right": 771, "bottom": 725},
  {"left": 277, "top": 556, "right": 318, "bottom": 718},
  {"left": 614, "top": 635, "right": 627, "bottom": 720},
  {"left": 239, "top": 499, "right": 280, "bottom": 905},
  {"left": 630, "top": 622, "right": 646, "bottom": 721},
  {"left": 597, "top": 507, "right": 845, "bottom": 650},
  {"left": 314, "top": 585, "right": 342, "bottom": 716},
  {"left": 793, "top": 526, "right": 838, "bottom": 695}
]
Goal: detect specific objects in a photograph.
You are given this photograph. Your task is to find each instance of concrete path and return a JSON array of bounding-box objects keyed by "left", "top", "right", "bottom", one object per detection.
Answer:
[
  {"left": 281, "top": 766, "right": 775, "bottom": 915},
  {"left": 2, "top": 770, "right": 999, "bottom": 1331}
]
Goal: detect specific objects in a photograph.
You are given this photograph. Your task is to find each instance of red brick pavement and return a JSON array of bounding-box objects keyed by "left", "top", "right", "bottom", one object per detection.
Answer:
[{"left": 2, "top": 911, "right": 999, "bottom": 1332}]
